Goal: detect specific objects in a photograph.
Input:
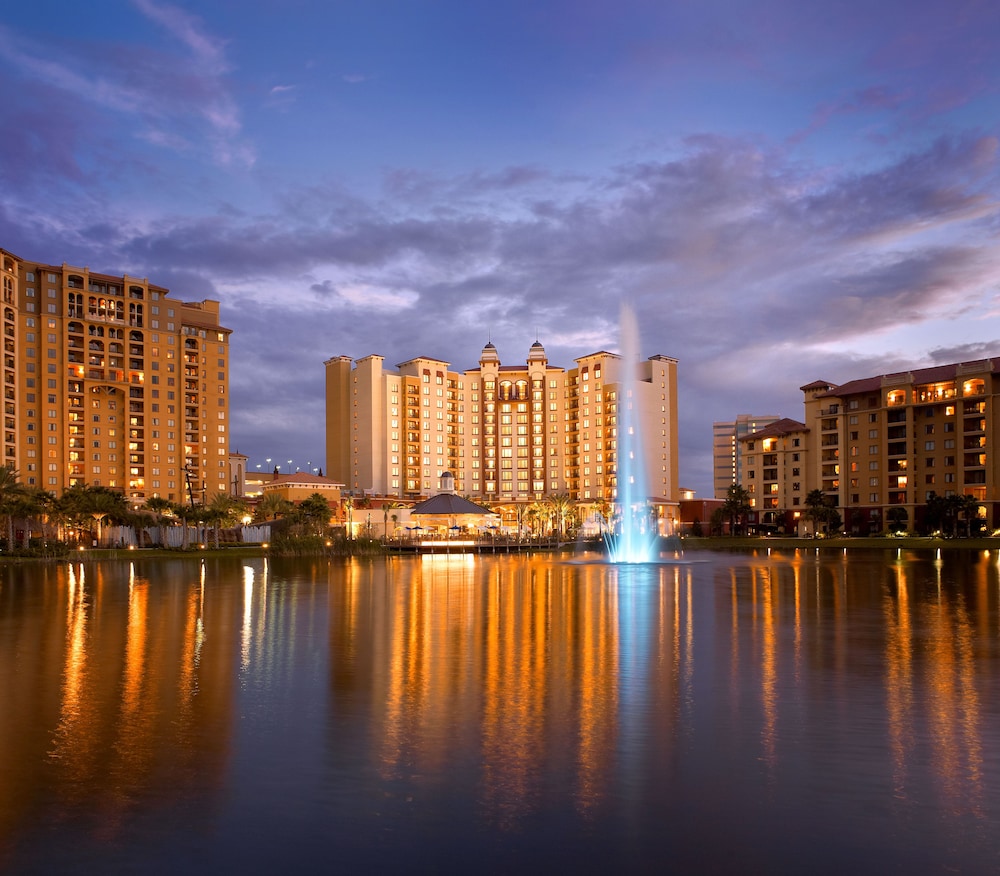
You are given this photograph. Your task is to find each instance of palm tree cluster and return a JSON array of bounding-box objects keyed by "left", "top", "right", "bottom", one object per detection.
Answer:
[
  {"left": 923, "top": 492, "right": 983, "bottom": 537},
  {"left": 0, "top": 464, "right": 254, "bottom": 555},
  {"left": 804, "top": 489, "right": 842, "bottom": 536}
]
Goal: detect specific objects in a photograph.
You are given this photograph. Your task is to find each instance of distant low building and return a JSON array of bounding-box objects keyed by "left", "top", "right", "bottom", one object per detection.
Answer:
[
  {"left": 678, "top": 496, "right": 723, "bottom": 535},
  {"left": 410, "top": 472, "right": 498, "bottom": 534},
  {"left": 262, "top": 472, "right": 343, "bottom": 506}
]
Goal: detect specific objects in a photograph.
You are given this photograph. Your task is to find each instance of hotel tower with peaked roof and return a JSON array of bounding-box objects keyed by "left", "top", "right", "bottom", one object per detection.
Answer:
[{"left": 325, "top": 338, "right": 680, "bottom": 531}]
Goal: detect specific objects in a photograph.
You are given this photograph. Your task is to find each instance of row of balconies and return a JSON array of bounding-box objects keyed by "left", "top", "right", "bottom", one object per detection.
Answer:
[{"left": 916, "top": 387, "right": 958, "bottom": 403}]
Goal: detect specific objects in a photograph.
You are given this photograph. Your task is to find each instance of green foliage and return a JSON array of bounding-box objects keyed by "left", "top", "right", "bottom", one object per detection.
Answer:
[
  {"left": 804, "top": 489, "right": 841, "bottom": 535},
  {"left": 267, "top": 530, "right": 383, "bottom": 556},
  {"left": 721, "top": 485, "right": 752, "bottom": 535},
  {"left": 923, "top": 492, "right": 982, "bottom": 537}
]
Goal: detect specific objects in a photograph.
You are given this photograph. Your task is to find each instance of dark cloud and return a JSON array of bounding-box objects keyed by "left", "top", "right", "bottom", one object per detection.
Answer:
[{"left": 929, "top": 341, "right": 1000, "bottom": 364}]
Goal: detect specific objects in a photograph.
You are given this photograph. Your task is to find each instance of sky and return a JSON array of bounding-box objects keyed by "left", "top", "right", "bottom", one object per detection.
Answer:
[{"left": 2, "top": 0, "right": 999, "bottom": 496}]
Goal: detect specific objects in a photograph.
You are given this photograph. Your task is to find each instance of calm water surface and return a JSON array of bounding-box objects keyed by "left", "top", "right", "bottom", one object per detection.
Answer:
[{"left": 1, "top": 548, "right": 998, "bottom": 874}]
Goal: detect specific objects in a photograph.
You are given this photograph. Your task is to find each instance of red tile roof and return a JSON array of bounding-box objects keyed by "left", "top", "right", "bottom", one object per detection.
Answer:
[
  {"left": 739, "top": 417, "right": 808, "bottom": 441},
  {"left": 818, "top": 359, "right": 1000, "bottom": 398}
]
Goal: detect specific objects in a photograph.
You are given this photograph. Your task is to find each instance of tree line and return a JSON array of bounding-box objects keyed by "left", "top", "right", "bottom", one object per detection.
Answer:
[
  {"left": 0, "top": 464, "right": 336, "bottom": 556},
  {"left": 709, "top": 484, "right": 984, "bottom": 537}
]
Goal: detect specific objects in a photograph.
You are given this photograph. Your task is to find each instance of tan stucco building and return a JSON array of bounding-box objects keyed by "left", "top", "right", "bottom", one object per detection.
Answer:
[
  {"left": 261, "top": 471, "right": 343, "bottom": 506},
  {"left": 734, "top": 358, "right": 1000, "bottom": 534}
]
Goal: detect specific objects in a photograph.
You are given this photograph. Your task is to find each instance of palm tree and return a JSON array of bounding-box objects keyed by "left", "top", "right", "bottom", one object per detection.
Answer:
[
  {"left": 547, "top": 493, "right": 574, "bottom": 539},
  {"left": 205, "top": 492, "right": 247, "bottom": 547},
  {"left": 957, "top": 494, "right": 982, "bottom": 537},
  {"left": 172, "top": 501, "right": 203, "bottom": 549},
  {"left": 381, "top": 501, "right": 405, "bottom": 539},
  {"left": 804, "top": 489, "right": 831, "bottom": 536},
  {"left": 722, "top": 485, "right": 752, "bottom": 536},
  {"left": 57, "top": 483, "right": 130, "bottom": 547},
  {"left": 257, "top": 492, "right": 293, "bottom": 522},
  {"left": 145, "top": 496, "right": 175, "bottom": 547},
  {"left": 594, "top": 498, "right": 613, "bottom": 537},
  {"left": 28, "top": 489, "right": 58, "bottom": 544},
  {"left": 0, "top": 466, "right": 28, "bottom": 549},
  {"left": 343, "top": 496, "right": 354, "bottom": 539},
  {"left": 0, "top": 465, "right": 25, "bottom": 550},
  {"left": 298, "top": 493, "right": 332, "bottom": 536}
]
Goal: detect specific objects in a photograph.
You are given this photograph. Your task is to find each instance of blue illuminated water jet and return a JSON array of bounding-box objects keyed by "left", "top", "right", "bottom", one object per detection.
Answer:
[{"left": 603, "top": 303, "right": 662, "bottom": 564}]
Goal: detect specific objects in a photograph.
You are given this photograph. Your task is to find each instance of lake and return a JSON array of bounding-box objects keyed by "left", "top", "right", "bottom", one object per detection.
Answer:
[{"left": 1, "top": 548, "right": 998, "bottom": 874}]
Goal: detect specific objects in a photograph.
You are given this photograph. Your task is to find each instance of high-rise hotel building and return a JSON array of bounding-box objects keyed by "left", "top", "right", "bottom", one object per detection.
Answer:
[
  {"left": 2, "top": 247, "right": 231, "bottom": 504},
  {"left": 326, "top": 340, "right": 679, "bottom": 527}
]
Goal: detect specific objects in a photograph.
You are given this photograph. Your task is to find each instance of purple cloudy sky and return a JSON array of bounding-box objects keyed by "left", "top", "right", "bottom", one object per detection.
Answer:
[{"left": 2, "top": 0, "right": 998, "bottom": 494}]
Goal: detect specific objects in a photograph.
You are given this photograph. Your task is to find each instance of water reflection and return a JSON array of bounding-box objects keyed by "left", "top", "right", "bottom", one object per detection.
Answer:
[{"left": 0, "top": 550, "right": 998, "bottom": 873}]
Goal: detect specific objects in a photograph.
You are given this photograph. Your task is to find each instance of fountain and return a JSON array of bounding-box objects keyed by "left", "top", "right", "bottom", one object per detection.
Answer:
[{"left": 603, "top": 302, "right": 662, "bottom": 563}]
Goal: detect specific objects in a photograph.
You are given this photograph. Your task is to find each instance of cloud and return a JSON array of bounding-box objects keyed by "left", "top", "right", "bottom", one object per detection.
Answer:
[
  {"left": 309, "top": 280, "right": 420, "bottom": 310},
  {"left": 0, "top": 5, "right": 250, "bottom": 168}
]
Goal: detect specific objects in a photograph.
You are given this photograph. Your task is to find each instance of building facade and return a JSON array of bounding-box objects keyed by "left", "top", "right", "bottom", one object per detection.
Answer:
[
  {"left": 325, "top": 340, "right": 680, "bottom": 529},
  {"left": 738, "top": 418, "right": 810, "bottom": 533},
  {"left": 731, "top": 359, "right": 1000, "bottom": 534},
  {"left": 712, "top": 414, "right": 781, "bottom": 499},
  {"left": 2, "top": 247, "right": 232, "bottom": 504},
  {"left": 805, "top": 360, "right": 998, "bottom": 533}
]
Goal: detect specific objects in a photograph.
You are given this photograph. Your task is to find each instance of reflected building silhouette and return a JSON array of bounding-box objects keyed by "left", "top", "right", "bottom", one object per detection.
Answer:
[
  {"left": 325, "top": 555, "right": 699, "bottom": 825},
  {"left": 0, "top": 559, "right": 244, "bottom": 852}
]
